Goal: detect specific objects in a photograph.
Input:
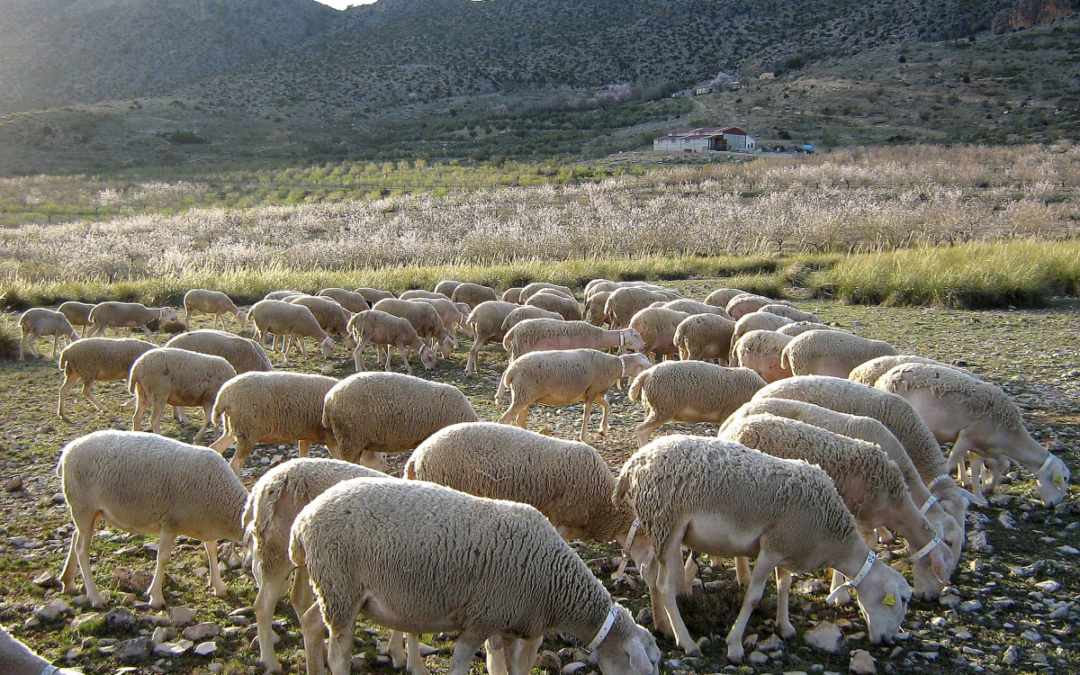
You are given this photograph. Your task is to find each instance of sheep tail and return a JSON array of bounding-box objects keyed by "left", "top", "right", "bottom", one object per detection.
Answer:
[
  {"left": 779, "top": 345, "right": 791, "bottom": 371},
  {"left": 613, "top": 470, "right": 632, "bottom": 507},
  {"left": 288, "top": 526, "right": 307, "bottom": 567},
  {"left": 403, "top": 456, "right": 418, "bottom": 480},
  {"left": 628, "top": 369, "right": 647, "bottom": 402}
]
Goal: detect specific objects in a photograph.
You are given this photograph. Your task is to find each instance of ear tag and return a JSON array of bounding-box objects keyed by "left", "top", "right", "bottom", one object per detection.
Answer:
[{"left": 882, "top": 594, "right": 896, "bottom": 606}]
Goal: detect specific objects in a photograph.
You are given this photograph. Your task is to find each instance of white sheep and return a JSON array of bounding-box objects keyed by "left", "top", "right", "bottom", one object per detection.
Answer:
[
  {"left": 848, "top": 354, "right": 975, "bottom": 387},
  {"left": 317, "top": 288, "right": 371, "bottom": 313},
  {"left": 628, "top": 362, "right": 765, "bottom": 446},
  {"left": 703, "top": 288, "right": 744, "bottom": 309},
  {"left": 249, "top": 300, "right": 335, "bottom": 362},
  {"left": 87, "top": 301, "right": 180, "bottom": 338},
  {"left": 497, "top": 348, "right": 652, "bottom": 442},
  {"left": 211, "top": 372, "right": 340, "bottom": 476},
  {"left": 501, "top": 287, "right": 524, "bottom": 304},
  {"left": 628, "top": 307, "right": 691, "bottom": 361},
  {"left": 519, "top": 281, "right": 575, "bottom": 304},
  {"left": 57, "top": 430, "right": 248, "bottom": 609},
  {"left": 732, "top": 329, "right": 793, "bottom": 382},
  {"left": 0, "top": 625, "right": 81, "bottom": 675},
  {"left": 58, "top": 300, "right": 97, "bottom": 337},
  {"left": 165, "top": 329, "right": 274, "bottom": 374},
  {"left": 604, "top": 287, "right": 681, "bottom": 330},
  {"left": 18, "top": 308, "right": 78, "bottom": 360},
  {"left": 777, "top": 321, "right": 849, "bottom": 338},
  {"left": 290, "top": 477, "right": 662, "bottom": 675},
  {"left": 322, "top": 372, "right": 478, "bottom": 471},
  {"left": 660, "top": 298, "right": 731, "bottom": 318},
  {"left": 876, "top": 362, "right": 1071, "bottom": 507},
  {"left": 584, "top": 290, "right": 613, "bottom": 326},
  {"left": 347, "top": 310, "right": 436, "bottom": 374},
  {"left": 412, "top": 296, "right": 471, "bottom": 348},
  {"left": 354, "top": 287, "right": 396, "bottom": 304},
  {"left": 502, "top": 319, "right": 645, "bottom": 364},
  {"left": 451, "top": 282, "right": 499, "bottom": 308},
  {"left": 526, "top": 290, "right": 583, "bottom": 321},
  {"left": 781, "top": 330, "right": 898, "bottom": 378},
  {"left": 615, "top": 435, "right": 911, "bottom": 662},
  {"left": 372, "top": 298, "right": 447, "bottom": 347},
  {"left": 399, "top": 289, "right": 450, "bottom": 301},
  {"left": 182, "top": 289, "right": 246, "bottom": 330},
  {"left": 673, "top": 313, "right": 736, "bottom": 363},
  {"left": 56, "top": 337, "right": 157, "bottom": 420},
  {"left": 725, "top": 293, "right": 780, "bottom": 320},
  {"left": 463, "top": 301, "right": 518, "bottom": 376},
  {"left": 759, "top": 303, "right": 821, "bottom": 323},
  {"left": 265, "top": 290, "right": 306, "bottom": 301},
  {"left": 730, "top": 311, "right": 794, "bottom": 350},
  {"left": 289, "top": 295, "right": 357, "bottom": 350},
  {"left": 128, "top": 347, "right": 237, "bottom": 444},
  {"left": 434, "top": 280, "right": 463, "bottom": 298},
  {"left": 502, "top": 305, "right": 564, "bottom": 333}
]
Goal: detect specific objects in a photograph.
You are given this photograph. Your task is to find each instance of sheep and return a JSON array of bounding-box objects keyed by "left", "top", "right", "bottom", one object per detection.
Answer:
[
  {"left": 730, "top": 311, "right": 795, "bottom": 350},
  {"left": 128, "top": 347, "right": 237, "bottom": 444},
  {"left": 289, "top": 295, "right": 357, "bottom": 350},
  {"left": 628, "top": 362, "right": 764, "bottom": 446},
  {"left": 87, "top": 301, "right": 180, "bottom": 338},
  {"left": 673, "top": 313, "right": 736, "bottom": 364},
  {"left": 703, "top": 288, "right": 744, "bottom": 309},
  {"left": 757, "top": 304, "right": 818, "bottom": 323},
  {"left": 165, "top": 329, "right": 274, "bottom": 374},
  {"left": 290, "top": 477, "right": 662, "bottom": 675},
  {"left": 464, "top": 301, "right": 518, "bottom": 376},
  {"left": 876, "top": 363, "right": 1071, "bottom": 507},
  {"left": 518, "top": 281, "right": 575, "bottom": 304},
  {"left": 586, "top": 281, "right": 671, "bottom": 302},
  {"left": 317, "top": 288, "right": 370, "bottom": 314},
  {"left": 245, "top": 458, "right": 390, "bottom": 674},
  {"left": 372, "top": 298, "right": 447, "bottom": 346},
  {"left": 348, "top": 310, "right": 437, "bottom": 374},
  {"left": 720, "top": 414, "right": 954, "bottom": 601},
  {"left": 18, "top": 308, "right": 78, "bottom": 360},
  {"left": 399, "top": 289, "right": 450, "bottom": 301},
  {"left": 451, "top": 282, "right": 499, "bottom": 308},
  {"left": 497, "top": 348, "right": 652, "bottom": 442},
  {"left": 732, "top": 329, "right": 793, "bottom": 383},
  {"left": 660, "top": 299, "right": 730, "bottom": 318},
  {"left": 56, "top": 337, "right": 158, "bottom": 420},
  {"left": 781, "top": 330, "right": 899, "bottom": 378},
  {"left": 752, "top": 375, "right": 986, "bottom": 553},
  {"left": 504, "top": 319, "right": 646, "bottom": 363},
  {"left": 777, "top": 321, "right": 849, "bottom": 338},
  {"left": 614, "top": 435, "right": 911, "bottom": 662},
  {"left": 605, "top": 287, "right": 680, "bottom": 330},
  {"left": 502, "top": 306, "right": 564, "bottom": 334},
  {"left": 848, "top": 355, "right": 976, "bottom": 387},
  {"left": 265, "top": 290, "right": 306, "bottom": 301},
  {"left": 412, "top": 296, "right": 472, "bottom": 345},
  {"left": 210, "top": 372, "right": 340, "bottom": 476},
  {"left": 182, "top": 289, "right": 246, "bottom": 330},
  {"left": 433, "top": 280, "right": 463, "bottom": 298},
  {"left": 584, "top": 290, "right": 613, "bottom": 326},
  {"left": 725, "top": 293, "right": 780, "bottom": 320},
  {"left": 322, "top": 372, "right": 478, "bottom": 471},
  {"left": 249, "top": 300, "right": 335, "bottom": 362},
  {"left": 57, "top": 430, "right": 248, "bottom": 609},
  {"left": 0, "top": 625, "right": 81, "bottom": 675},
  {"left": 58, "top": 300, "right": 97, "bottom": 337},
  {"left": 628, "top": 307, "right": 691, "bottom": 361},
  {"left": 354, "top": 287, "right": 396, "bottom": 304},
  {"left": 526, "top": 290, "right": 583, "bottom": 321},
  {"left": 501, "top": 287, "right": 524, "bottom": 304}
]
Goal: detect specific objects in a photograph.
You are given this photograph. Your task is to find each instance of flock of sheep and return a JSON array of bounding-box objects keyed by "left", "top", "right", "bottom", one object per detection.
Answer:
[{"left": 6, "top": 278, "right": 1074, "bottom": 675}]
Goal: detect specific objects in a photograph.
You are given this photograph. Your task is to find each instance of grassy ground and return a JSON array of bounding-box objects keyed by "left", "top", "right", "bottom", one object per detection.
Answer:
[{"left": 0, "top": 278, "right": 1076, "bottom": 675}]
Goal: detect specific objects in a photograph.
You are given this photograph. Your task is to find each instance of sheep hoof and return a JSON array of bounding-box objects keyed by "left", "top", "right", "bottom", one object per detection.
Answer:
[{"left": 725, "top": 644, "right": 743, "bottom": 663}]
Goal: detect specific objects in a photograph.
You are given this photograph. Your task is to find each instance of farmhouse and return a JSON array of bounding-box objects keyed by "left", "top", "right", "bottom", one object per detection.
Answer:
[{"left": 653, "top": 126, "right": 756, "bottom": 152}]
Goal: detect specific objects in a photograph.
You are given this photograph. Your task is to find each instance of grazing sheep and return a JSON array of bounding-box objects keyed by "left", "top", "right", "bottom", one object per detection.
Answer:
[
  {"left": 372, "top": 298, "right": 447, "bottom": 346},
  {"left": 660, "top": 299, "right": 731, "bottom": 318},
  {"left": 725, "top": 294, "right": 780, "bottom": 320},
  {"left": 526, "top": 290, "right": 583, "bottom": 321},
  {"left": 451, "top": 282, "right": 499, "bottom": 308},
  {"left": 317, "top": 288, "right": 371, "bottom": 314},
  {"left": 584, "top": 290, "right": 613, "bottom": 326},
  {"left": 354, "top": 287, "right": 396, "bottom": 305},
  {"left": 183, "top": 289, "right": 246, "bottom": 330},
  {"left": 876, "top": 363, "right": 1071, "bottom": 507},
  {"left": 348, "top": 310, "right": 436, "bottom": 374},
  {"left": 732, "top": 329, "right": 793, "bottom": 383},
  {"left": 615, "top": 435, "right": 911, "bottom": 661},
  {"left": 673, "top": 313, "right": 736, "bottom": 364},
  {"left": 128, "top": 348, "right": 237, "bottom": 444},
  {"left": 848, "top": 355, "right": 976, "bottom": 387},
  {"left": 585, "top": 280, "right": 663, "bottom": 300},
  {"left": 628, "top": 362, "right": 764, "bottom": 446},
  {"left": 629, "top": 307, "right": 691, "bottom": 361},
  {"left": 502, "top": 306, "right": 564, "bottom": 333},
  {"left": 211, "top": 372, "right": 340, "bottom": 477},
  {"left": 0, "top": 625, "right": 82, "bottom": 675},
  {"left": 165, "top": 329, "right": 274, "bottom": 374},
  {"left": 433, "top": 280, "right": 463, "bottom": 298},
  {"left": 759, "top": 304, "right": 821, "bottom": 323},
  {"left": 413, "top": 296, "right": 472, "bottom": 345},
  {"left": 322, "top": 372, "right": 478, "bottom": 471},
  {"left": 497, "top": 349, "right": 652, "bottom": 442},
  {"left": 464, "top": 301, "right": 518, "bottom": 376},
  {"left": 519, "top": 282, "right": 575, "bottom": 304},
  {"left": 605, "top": 287, "right": 680, "bottom": 330},
  {"left": 249, "top": 300, "right": 336, "bottom": 362},
  {"left": 265, "top": 290, "right": 306, "bottom": 301},
  {"left": 781, "top": 330, "right": 898, "bottom": 378},
  {"left": 720, "top": 414, "right": 954, "bottom": 600},
  {"left": 57, "top": 430, "right": 248, "bottom": 609},
  {"left": 399, "top": 289, "right": 450, "bottom": 301},
  {"left": 703, "top": 288, "right": 744, "bottom": 309},
  {"left": 18, "top": 308, "right": 78, "bottom": 360},
  {"left": 290, "top": 478, "right": 662, "bottom": 675},
  {"left": 56, "top": 337, "right": 157, "bottom": 420},
  {"left": 501, "top": 287, "right": 524, "bottom": 304},
  {"left": 87, "top": 301, "right": 180, "bottom": 338},
  {"left": 503, "top": 319, "right": 645, "bottom": 363},
  {"left": 777, "top": 321, "right": 848, "bottom": 338},
  {"left": 731, "top": 311, "right": 795, "bottom": 351},
  {"left": 58, "top": 300, "right": 97, "bottom": 337},
  {"left": 289, "top": 295, "right": 356, "bottom": 350}
]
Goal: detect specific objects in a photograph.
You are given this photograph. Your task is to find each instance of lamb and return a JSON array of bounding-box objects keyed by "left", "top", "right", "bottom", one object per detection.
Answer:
[
  {"left": 673, "top": 313, "right": 736, "bottom": 364},
  {"left": 628, "top": 362, "right": 764, "bottom": 446},
  {"left": 759, "top": 304, "right": 821, "bottom": 324},
  {"left": 501, "top": 287, "right": 524, "bottom": 304},
  {"left": 165, "top": 329, "right": 274, "bottom": 374},
  {"left": 464, "top": 301, "right": 518, "bottom": 376},
  {"left": 58, "top": 300, "right": 97, "bottom": 337},
  {"left": 502, "top": 305, "right": 564, "bottom": 333},
  {"left": 317, "top": 288, "right": 371, "bottom": 314},
  {"left": 348, "top": 310, "right": 437, "bottom": 374},
  {"left": 731, "top": 311, "right": 795, "bottom": 349},
  {"left": 777, "top": 321, "right": 848, "bottom": 338},
  {"left": 660, "top": 299, "right": 731, "bottom": 318},
  {"left": 249, "top": 300, "right": 335, "bottom": 362},
  {"left": 57, "top": 430, "right": 248, "bottom": 609},
  {"left": 210, "top": 372, "right": 340, "bottom": 476},
  {"left": 584, "top": 290, "right": 613, "bottom": 326},
  {"left": 0, "top": 625, "right": 81, "bottom": 675},
  {"left": 519, "top": 281, "right": 575, "bottom": 304},
  {"left": 526, "top": 290, "right": 583, "bottom": 321},
  {"left": 322, "top": 372, "right": 478, "bottom": 471},
  {"left": 497, "top": 348, "right": 652, "bottom": 442},
  {"left": 781, "top": 330, "right": 899, "bottom": 378},
  {"left": 399, "top": 289, "right": 450, "bottom": 301},
  {"left": 720, "top": 415, "right": 954, "bottom": 600},
  {"left": 615, "top": 435, "right": 910, "bottom": 661},
  {"left": 848, "top": 355, "right": 975, "bottom": 387},
  {"left": 182, "top": 289, "right": 246, "bottom": 330},
  {"left": 875, "top": 363, "right": 1071, "bottom": 507},
  {"left": 703, "top": 288, "right": 744, "bottom": 309},
  {"left": 354, "top": 287, "right": 396, "bottom": 304},
  {"left": 605, "top": 287, "right": 680, "bottom": 329},
  {"left": 433, "top": 280, "right": 463, "bottom": 298},
  {"left": 18, "top": 308, "right": 79, "bottom": 360},
  {"left": 725, "top": 294, "right": 782, "bottom": 320},
  {"left": 451, "top": 282, "right": 499, "bottom": 308},
  {"left": 87, "top": 301, "right": 180, "bottom": 338},
  {"left": 503, "top": 319, "right": 645, "bottom": 363},
  {"left": 289, "top": 295, "right": 357, "bottom": 350},
  {"left": 629, "top": 307, "right": 691, "bottom": 361},
  {"left": 732, "top": 329, "right": 793, "bottom": 382},
  {"left": 372, "top": 298, "right": 447, "bottom": 346},
  {"left": 128, "top": 347, "right": 237, "bottom": 444},
  {"left": 290, "top": 477, "right": 662, "bottom": 675},
  {"left": 56, "top": 337, "right": 158, "bottom": 420}
]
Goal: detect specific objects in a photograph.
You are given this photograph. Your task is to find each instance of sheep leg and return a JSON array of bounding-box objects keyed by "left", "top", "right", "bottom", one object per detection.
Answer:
[
  {"left": 210, "top": 432, "right": 234, "bottom": 455},
  {"left": 654, "top": 533, "right": 700, "bottom": 655},
  {"left": 326, "top": 598, "right": 366, "bottom": 675},
  {"left": 580, "top": 399, "right": 594, "bottom": 443},
  {"left": 597, "top": 395, "right": 612, "bottom": 437},
  {"left": 147, "top": 529, "right": 177, "bottom": 609},
  {"left": 51, "top": 334, "right": 62, "bottom": 360},
  {"left": 680, "top": 551, "right": 698, "bottom": 596},
  {"left": 726, "top": 552, "right": 780, "bottom": 663},
  {"left": 775, "top": 567, "right": 796, "bottom": 639},
  {"left": 300, "top": 602, "right": 329, "bottom": 675},
  {"left": 81, "top": 381, "right": 107, "bottom": 413},
  {"left": 193, "top": 403, "right": 213, "bottom": 445},
  {"left": 400, "top": 346, "right": 413, "bottom": 375},
  {"left": 205, "top": 540, "right": 228, "bottom": 597},
  {"left": 57, "top": 374, "right": 80, "bottom": 420},
  {"left": 638, "top": 550, "right": 671, "bottom": 634},
  {"left": 148, "top": 397, "right": 168, "bottom": 436},
  {"left": 230, "top": 439, "right": 255, "bottom": 478},
  {"left": 635, "top": 413, "right": 664, "bottom": 448},
  {"left": 828, "top": 569, "right": 852, "bottom": 606},
  {"left": 71, "top": 511, "right": 106, "bottom": 608},
  {"left": 486, "top": 635, "right": 509, "bottom": 675},
  {"left": 389, "top": 631, "right": 409, "bottom": 669},
  {"left": 447, "top": 634, "right": 487, "bottom": 675},
  {"left": 494, "top": 369, "right": 508, "bottom": 405},
  {"left": 465, "top": 341, "right": 482, "bottom": 376},
  {"left": 509, "top": 636, "right": 543, "bottom": 675},
  {"left": 497, "top": 396, "right": 529, "bottom": 428},
  {"left": 298, "top": 440, "right": 311, "bottom": 458},
  {"left": 353, "top": 339, "right": 369, "bottom": 372},
  {"left": 735, "top": 556, "right": 751, "bottom": 587},
  {"left": 131, "top": 389, "right": 149, "bottom": 432},
  {"left": 254, "top": 563, "right": 294, "bottom": 674}
]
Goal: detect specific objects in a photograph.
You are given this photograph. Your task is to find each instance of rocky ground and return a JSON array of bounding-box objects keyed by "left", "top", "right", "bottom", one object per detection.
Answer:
[{"left": 0, "top": 281, "right": 1076, "bottom": 675}]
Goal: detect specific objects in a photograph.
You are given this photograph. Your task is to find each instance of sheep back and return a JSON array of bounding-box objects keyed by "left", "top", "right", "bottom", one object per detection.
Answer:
[{"left": 166, "top": 329, "right": 273, "bottom": 373}]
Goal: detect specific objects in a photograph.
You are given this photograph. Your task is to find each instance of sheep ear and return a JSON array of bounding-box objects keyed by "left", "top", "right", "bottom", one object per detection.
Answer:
[
  {"left": 949, "top": 485, "right": 987, "bottom": 507},
  {"left": 932, "top": 549, "right": 950, "bottom": 584},
  {"left": 626, "top": 641, "right": 652, "bottom": 675}
]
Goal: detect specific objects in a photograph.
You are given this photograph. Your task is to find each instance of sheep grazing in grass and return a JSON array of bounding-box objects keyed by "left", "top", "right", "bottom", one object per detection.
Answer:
[
  {"left": 58, "top": 300, "right": 97, "bottom": 337},
  {"left": 759, "top": 304, "right": 821, "bottom": 323},
  {"left": 18, "top": 308, "right": 78, "bottom": 360},
  {"left": 725, "top": 293, "right": 781, "bottom": 320},
  {"left": 629, "top": 307, "right": 691, "bottom": 361},
  {"left": 128, "top": 347, "right": 237, "bottom": 444},
  {"left": 502, "top": 319, "right": 645, "bottom": 363},
  {"left": 182, "top": 289, "right": 246, "bottom": 330},
  {"left": 732, "top": 329, "right": 793, "bottom": 382},
  {"left": 604, "top": 287, "right": 681, "bottom": 330},
  {"left": 250, "top": 300, "right": 336, "bottom": 362},
  {"left": 316, "top": 288, "right": 370, "bottom": 314},
  {"left": 56, "top": 337, "right": 158, "bottom": 420},
  {"left": 290, "top": 478, "right": 662, "bottom": 675},
  {"left": 781, "top": 330, "right": 898, "bottom": 378},
  {"left": 848, "top": 354, "right": 976, "bottom": 387},
  {"left": 165, "top": 329, "right": 274, "bottom": 374},
  {"left": 876, "top": 362, "right": 1071, "bottom": 507},
  {"left": 628, "top": 362, "right": 765, "bottom": 446},
  {"left": 526, "top": 290, "right": 583, "bottom": 321},
  {"left": 412, "top": 296, "right": 472, "bottom": 346},
  {"left": 777, "top": 321, "right": 848, "bottom": 338},
  {"left": 703, "top": 288, "right": 744, "bottom": 309},
  {"left": 399, "top": 289, "right": 450, "bottom": 301},
  {"left": 659, "top": 298, "right": 730, "bottom": 318},
  {"left": 211, "top": 372, "right": 340, "bottom": 477},
  {"left": 289, "top": 295, "right": 356, "bottom": 350},
  {"left": 57, "top": 430, "right": 248, "bottom": 609},
  {"left": 372, "top": 298, "right": 447, "bottom": 347},
  {"left": 87, "top": 301, "right": 180, "bottom": 338},
  {"left": 674, "top": 313, "right": 736, "bottom": 364},
  {"left": 502, "top": 306, "right": 564, "bottom": 333},
  {"left": 519, "top": 281, "right": 575, "bottom": 304},
  {"left": 0, "top": 625, "right": 82, "bottom": 675},
  {"left": 348, "top": 310, "right": 437, "bottom": 374},
  {"left": 501, "top": 287, "right": 524, "bottom": 304},
  {"left": 731, "top": 311, "right": 794, "bottom": 350},
  {"left": 451, "top": 282, "right": 499, "bottom": 308},
  {"left": 354, "top": 287, "right": 396, "bottom": 305},
  {"left": 463, "top": 301, "right": 517, "bottom": 376},
  {"left": 497, "top": 349, "right": 652, "bottom": 442},
  {"left": 584, "top": 290, "right": 613, "bottom": 326},
  {"left": 433, "top": 280, "right": 463, "bottom": 298},
  {"left": 265, "top": 290, "right": 306, "bottom": 301},
  {"left": 615, "top": 435, "right": 911, "bottom": 662}
]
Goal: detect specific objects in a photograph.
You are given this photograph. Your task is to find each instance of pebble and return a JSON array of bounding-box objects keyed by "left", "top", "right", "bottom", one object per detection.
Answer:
[
  {"left": 151, "top": 626, "right": 173, "bottom": 644},
  {"left": 105, "top": 607, "right": 136, "bottom": 632},
  {"left": 1009, "top": 563, "right": 1040, "bottom": 578},
  {"left": 967, "top": 531, "right": 993, "bottom": 553},
  {"left": 1021, "top": 630, "right": 1042, "bottom": 642},
  {"left": 113, "top": 637, "right": 152, "bottom": 662},
  {"left": 959, "top": 600, "right": 983, "bottom": 613},
  {"left": 997, "top": 512, "right": 1016, "bottom": 529},
  {"left": 1033, "top": 580, "right": 1060, "bottom": 593},
  {"left": 758, "top": 634, "right": 784, "bottom": 652},
  {"left": 9, "top": 536, "right": 27, "bottom": 547},
  {"left": 193, "top": 641, "right": 217, "bottom": 656},
  {"left": 4, "top": 476, "right": 22, "bottom": 492},
  {"left": 1057, "top": 545, "right": 1078, "bottom": 555},
  {"left": 955, "top": 628, "right": 973, "bottom": 640},
  {"left": 71, "top": 612, "right": 102, "bottom": 632},
  {"left": 992, "top": 598, "right": 1015, "bottom": 610},
  {"left": 930, "top": 617, "right": 948, "bottom": 629},
  {"left": 32, "top": 572, "right": 58, "bottom": 588},
  {"left": 152, "top": 639, "right": 193, "bottom": 657},
  {"left": 34, "top": 599, "right": 73, "bottom": 622},
  {"left": 561, "top": 662, "right": 588, "bottom": 675},
  {"left": 805, "top": 621, "right": 844, "bottom": 653},
  {"left": 537, "top": 651, "right": 561, "bottom": 672},
  {"left": 169, "top": 606, "right": 197, "bottom": 626},
  {"left": 849, "top": 650, "right": 876, "bottom": 674},
  {"left": 182, "top": 622, "right": 221, "bottom": 641},
  {"left": 938, "top": 594, "right": 961, "bottom": 608},
  {"left": 1003, "top": 646, "right": 1020, "bottom": 665},
  {"left": 747, "top": 651, "right": 769, "bottom": 665}
]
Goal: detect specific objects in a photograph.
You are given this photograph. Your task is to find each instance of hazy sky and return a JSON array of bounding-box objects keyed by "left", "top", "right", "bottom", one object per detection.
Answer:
[{"left": 313, "top": 0, "right": 377, "bottom": 8}]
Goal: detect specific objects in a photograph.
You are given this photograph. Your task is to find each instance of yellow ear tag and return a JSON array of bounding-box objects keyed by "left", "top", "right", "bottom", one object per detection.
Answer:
[
  {"left": 1053, "top": 475, "right": 1065, "bottom": 485},
  {"left": 882, "top": 594, "right": 896, "bottom": 606}
]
